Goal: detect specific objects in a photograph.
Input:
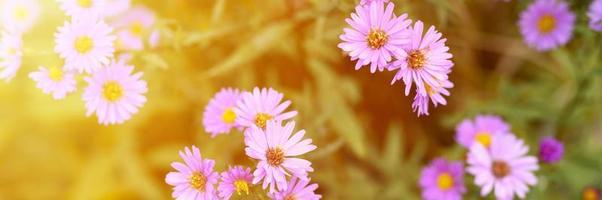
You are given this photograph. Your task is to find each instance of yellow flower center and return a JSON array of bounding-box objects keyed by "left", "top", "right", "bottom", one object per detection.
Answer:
[
  {"left": 234, "top": 180, "right": 250, "bottom": 196},
  {"left": 188, "top": 172, "right": 207, "bottom": 192},
  {"left": 492, "top": 160, "right": 511, "bottom": 178},
  {"left": 221, "top": 108, "right": 237, "bottom": 124},
  {"left": 408, "top": 50, "right": 426, "bottom": 69},
  {"left": 284, "top": 195, "right": 297, "bottom": 200},
  {"left": 254, "top": 113, "right": 272, "bottom": 129},
  {"left": 537, "top": 14, "right": 556, "bottom": 34},
  {"left": 130, "top": 22, "right": 144, "bottom": 37},
  {"left": 74, "top": 36, "right": 94, "bottom": 54},
  {"left": 475, "top": 132, "right": 492, "bottom": 148},
  {"left": 77, "top": 0, "right": 93, "bottom": 8},
  {"left": 13, "top": 6, "right": 29, "bottom": 21},
  {"left": 436, "top": 173, "right": 454, "bottom": 190},
  {"left": 48, "top": 66, "right": 64, "bottom": 81},
  {"left": 366, "top": 29, "right": 388, "bottom": 49},
  {"left": 102, "top": 81, "right": 124, "bottom": 102},
  {"left": 266, "top": 147, "right": 285, "bottom": 166}
]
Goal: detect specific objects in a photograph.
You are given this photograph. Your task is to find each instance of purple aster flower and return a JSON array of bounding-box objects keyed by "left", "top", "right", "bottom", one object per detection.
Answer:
[
  {"left": 519, "top": 0, "right": 575, "bottom": 51},
  {"left": 588, "top": 0, "right": 602, "bottom": 31},
  {"left": 359, "top": 0, "right": 389, "bottom": 6},
  {"left": 538, "top": 136, "right": 564, "bottom": 164},
  {"left": 270, "top": 176, "right": 322, "bottom": 200},
  {"left": 455, "top": 115, "right": 510, "bottom": 149},
  {"left": 234, "top": 87, "right": 297, "bottom": 130},
  {"left": 467, "top": 134, "right": 539, "bottom": 200},
  {"left": 244, "top": 120, "right": 317, "bottom": 193},
  {"left": 419, "top": 158, "right": 466, "bottom": 200},
  {"left": 338, "top": 1, "right": 412, "bottom": 73},
  {"left": 388, "top": 20, "right": 454, "bottom": 97},
  {"left": 202, "top": 88, "right": 242, "bottom": 137},
  {"left": 165, "top": 146, "right": 220, "bottom": 200},
  {"left": 218, "top": 166, "right": 253, "bottom": 200},
  {"left": 411, "top": 78, "right": 453, "bottom": 117}
]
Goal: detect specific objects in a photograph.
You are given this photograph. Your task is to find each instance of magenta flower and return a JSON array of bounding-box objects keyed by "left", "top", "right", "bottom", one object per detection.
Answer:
[
  {"left": 588, "top": 0, "right": 602, "bottom": 31},
  {"left": 165, "top": 146, "right": 219, "bottom": 200},
  {"left": 82, "top": 60, "right": 147, "bottom": 125},
  {"left": 244, "top": 120, "right": 316, "bottom": 193},
  {"left": 455, "top": 115, "right": 510, "bottom": 149},
  {"left": 202, "top": 88, "right": 242, "bottom": 137},
  {"left": 218, "top": 166, "right": 253, "bottom": 200},
  {"left": 29, "top": 66, "right": 77, "bottom": 100},
  {"left": 519, "top": 0, "right": 575, "bottom": 51},
  {"left": 359, "top": 0, "right": 389, "bottom": 6},
  {"left": 388, "top": 20, "right": 453, "bottom": 97},
  {"left": 112, "top": 6, "right": 155, "bottom": 51},
  {"left": 271, "top": 177, "right": 322, "bottom": 200},
  {"left": 234, "top": 87, "right": 297, "bottom": 130},
  {"left": 419, "top": 158, "right": 466, "bottom": 200},
  {"left": 467, "top": 134, "right": 539, "bottom": 200},
  {"left": 0, "top": 32, "right": 22, "bottom": 81},
  {"left": 54, "top": 16, "right": 116, "bottom": 73},
  {"left": 539, "top": 136, "right": 564, "bottom": 164},
  {"left": 338, "top": 1, "right": 411, "bottom": 73},
  {"left": 410, "top": 78, "right": 453, "bottom": 116}
]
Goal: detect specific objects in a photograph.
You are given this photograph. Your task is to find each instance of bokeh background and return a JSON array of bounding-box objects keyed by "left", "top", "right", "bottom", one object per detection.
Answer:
[{"left": 1, "top": 0, "right": 601, "bottom": 199}]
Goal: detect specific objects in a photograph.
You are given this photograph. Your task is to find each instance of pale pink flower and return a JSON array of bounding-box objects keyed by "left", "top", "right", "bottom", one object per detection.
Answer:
[
  {"left": 338, "top": 1, "right": 412, "bottom": 73},
  {"left": 244, "top": 120, "right": 317, "bottom": 193},
  {"left": 29, "top": 66, "right": 77, "bottom": 100},
  {"left": 149, "top": 29, "right": 160, "bottom": 48},
  {"left": 59, "top": 0, "right": 106, "bottom": 19},
  {"left": 113, "top": 6, "right": 155, "bottom": 51},
  {"left": 467, "top": 134, "right": 539, "bottom": 200},
  {"left": 388, "top": 20, "right": 454, "bottom": 97},
  {"left": 202, "top": 88, "right": 243, "bottom": 137},
  {"left": 82, "top": 60, "right": 147, "bottom": 125},
  {"left": 165, "top": 146, "right": 220, "bottom": 200},
  {"left": 0, "top": 32, "right": 22, "bottom": 81},
  {"left": 54, "top": 16, "right": 116, "bottom": 73},
  {"left": 271, "top": 177, "right": 322, "bottom": 200},
  {"left": 234, "top": 87, "right": 297, "bottom": 130},
  {"left": 1, "top": 0, "right": 40, "bottom": 33},
  {"left": 218, "top": 166, "right": 254, "bottom": 200}
]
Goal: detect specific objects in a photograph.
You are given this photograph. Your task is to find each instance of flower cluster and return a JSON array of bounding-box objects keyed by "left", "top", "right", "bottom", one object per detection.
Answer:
[
  {"left": 338, "top": 0, "right": 454, "bottom": 116},
  {"left": 420, "top": 114, "right": 565, "bottom": 200},
  {"left": 0, "top": 0, "right": 160, "bottom": 125},
  {"left": 166, "top": 87, "right": 321, "bottom": 200}
]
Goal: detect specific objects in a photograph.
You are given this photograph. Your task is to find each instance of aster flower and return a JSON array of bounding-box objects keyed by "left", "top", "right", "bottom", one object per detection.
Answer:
[
  {"left": 203, "top": 88, "right": 242, "bottom": 137},
  {"left": 103, "top": 0, "right": 131, "bottom": 17},
  {"left": 455, "top": 115, "right": 510, "bottom": 149},
  {"left": 419, "top": 158, "right": 466, "bottom": 200},
  {"left": 338, "top": 1, "right": 412, "bottom": 73},
  {"left": 588, "top": 0, "right": 602, "bottom": 31},
  {"left": 538, "top": 136, "right": 564, "bottom": 164},
  {"left": 467, "top": 134, "right": 539, "bottom": 200},
  {"left": 244, "top": 120, "right": 317, "bottom": 193},
  {"left": 55, "top": 17, "right": 116, "bottom": 73},
  {"left": 29, "top": 66, "right": 77, "bottom": 100},
  {"left": 388, "top": 20, "right": 453, "bottom": 97},
  {"left": 519, "top": 0, "right": 575, "bottom": 51},
  {"left": 359, "top": 0, "right": 389, "bottom": 6},
  {"left": 1, "top": 0, "right": 40, "bottom": 33},
  {"left": 410, "top": 78, "right": 453, "bottom": 116},
  {"left": 270, "top": 177, "right": 322, "bottom": 200},
  {"left": 165, "top": 146, "right": 220, "bottom": 200},
  {"left": 59, "top": 0, "right": 106, "bottom": 19},
  {"left": 234, "top": 87, "right": 297, "bottom": 130},
  {"left": 218, "top": 166, "right": 253, "bottom": 200},
  {"left": 0, "top": 32, "right": 22, "bottom": 81},
  {"left": 82, "top": 60, "right": 147, "bottom": 125},
  {"left": 112, "top": 6, "right": 155, "bottom": 51}
]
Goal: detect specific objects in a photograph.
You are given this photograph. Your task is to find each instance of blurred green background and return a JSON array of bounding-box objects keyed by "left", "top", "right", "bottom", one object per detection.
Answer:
[{"left": 0, "top": 0, "right": 601, "bottom": 199}]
